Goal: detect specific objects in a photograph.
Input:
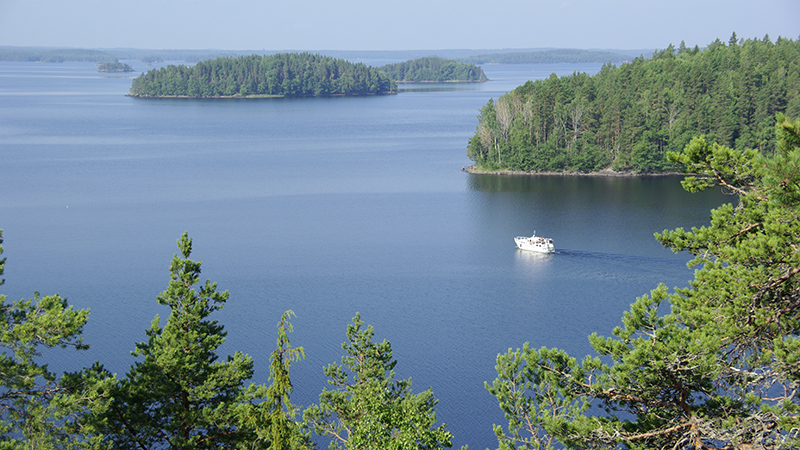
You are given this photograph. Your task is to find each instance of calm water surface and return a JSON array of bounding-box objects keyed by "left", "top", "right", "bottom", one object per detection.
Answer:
[{"left": 0, "top": 60, "right": 727, "bottom": 449}]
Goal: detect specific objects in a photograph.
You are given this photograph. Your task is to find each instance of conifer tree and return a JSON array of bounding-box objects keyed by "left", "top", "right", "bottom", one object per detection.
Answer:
[
  {"left": 93, "top": 232, "right": 263, "bottom": 449},
  {"left": 0, "top": 230, "right": 100, "bottom": 449},
  {"left": 486, "top": 116, "right": 800, "bottom": 448},
  {"left": 304, "top": 313, "right": 461, "bottom": 450},
  {"left": 467, "top": 36, "right": 800, "bottom": 173},
  {"left": 242, "top": 310, "right": 312, "bottom": 450}
]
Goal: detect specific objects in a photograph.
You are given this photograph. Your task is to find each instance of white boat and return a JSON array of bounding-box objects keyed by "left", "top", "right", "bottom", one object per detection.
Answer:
[{"left": 514, "top": 231, "right": 555, "bottom": 253}]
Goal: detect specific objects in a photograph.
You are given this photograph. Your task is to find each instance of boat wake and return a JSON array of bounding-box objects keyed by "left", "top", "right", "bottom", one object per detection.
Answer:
[{"left": 540, "top": 248, "right": 691, "bottom": 283}]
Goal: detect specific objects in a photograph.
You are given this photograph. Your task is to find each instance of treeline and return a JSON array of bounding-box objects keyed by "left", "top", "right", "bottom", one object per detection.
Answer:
[
  {"left": 108, "top": 48, "right": 239, "bottom": 63},
  {"left": 377, "top": 56, "right": 488, "bottom": 82},
  {"left": 460, "top": 48, "right": 630, "bottom": 65},
  {"left": 0, "top": 47, "right": 117, "bottom": 63},
  {"left": 467, "top": 35, "right": 800, "bottom": 173},
  {"left": 128, "top": 53, "right": 397, "bottom": 98}
]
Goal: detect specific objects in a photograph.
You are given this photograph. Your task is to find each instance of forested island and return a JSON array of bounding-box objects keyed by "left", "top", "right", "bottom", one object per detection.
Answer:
[
  {"left": 128, "top": 53, "right": 397, "bottom": 98},
  {"left": 467, "top": 35, "right": 800, "bottom": 174},
  {"left": 377, "top": 56, "right": 488, "bottom": 82},
  {"left": 97, "top": 62, "right": 134, "bottom": 73},
  {"left": 127, "top": 53, "right": 488, "bottom": 97}
]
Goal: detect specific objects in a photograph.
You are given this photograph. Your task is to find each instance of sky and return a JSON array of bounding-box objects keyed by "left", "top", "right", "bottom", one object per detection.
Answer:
[{"left": 1, "top": 0, "right": 798, "bottom": 52}]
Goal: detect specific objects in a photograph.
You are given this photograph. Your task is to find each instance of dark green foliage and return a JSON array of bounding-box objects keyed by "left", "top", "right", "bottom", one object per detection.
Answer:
[
  {"left": 2, "top": 230, "right": 464, "bottom": 448},
  {"left": 304, "top": 313, "right": 460, "bottom": 450},
  {"left": 244, "top": 310, "right": 313, "bottom": 450},
  {"left": 468, "top": 35, "right": 800, "bottom": 173},
  {"left": 378, "top": 57, "right": 488, "bottom": 82},
  {"left": 0, "top": 230, "right": 102, "bottom": 449},
  {"left": 129, "top": 53, "right": 398, "bottom": 97},
  {"left": 89, "top": 233, "right": 265, "bottom": 449},
  {"left": 487, "top": 116, "right": 800, "bottom": 448},
  {"left": 97, "top": 62, "right": 134, "bottom": 73}
]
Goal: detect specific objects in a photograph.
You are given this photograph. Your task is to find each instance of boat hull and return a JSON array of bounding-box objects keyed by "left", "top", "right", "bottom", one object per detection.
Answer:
[{"left": 514, "top": 235, "right": 555, "bottom": 253}]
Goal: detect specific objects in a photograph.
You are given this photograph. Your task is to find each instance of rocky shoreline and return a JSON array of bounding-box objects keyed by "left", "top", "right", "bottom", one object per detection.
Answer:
[{"left": 461, "top": 165, "right": 685, "bottom": 177}]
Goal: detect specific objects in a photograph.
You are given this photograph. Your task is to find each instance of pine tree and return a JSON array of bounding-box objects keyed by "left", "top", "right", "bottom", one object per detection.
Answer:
[
  {"left": 304, "top": 313, "right": 461, "bottom": 450},
  {"left": 0, "top": 230, "right": 101, "bottom": 449},
  {"left": 487, "top": 116, "right": 800, "bottom": 448},
  {"left": 93, "top": 233, "right": 263, "bottom": 449}
]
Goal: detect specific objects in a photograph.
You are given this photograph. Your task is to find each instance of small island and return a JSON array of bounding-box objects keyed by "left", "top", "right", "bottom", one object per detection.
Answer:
[
  {"left": 377, "top": 57, "right": 488, "bottom": 83},
  {"left": 128, "top": 53, "right": 397, "bottom": 98},
  {"left": 98, "top": 62, "right": 134, "bottom": 73}
]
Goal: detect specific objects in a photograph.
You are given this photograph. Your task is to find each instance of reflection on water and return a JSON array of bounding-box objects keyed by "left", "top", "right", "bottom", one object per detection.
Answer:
[
  {"left": 467, "top": 171, "right": 683, "bottom": 194},
  {"left": 513, "top": 249, "right": 555, "bottom": 275},
  {"left": 398, "top": 83, "right": 485, "bottom": 93}
]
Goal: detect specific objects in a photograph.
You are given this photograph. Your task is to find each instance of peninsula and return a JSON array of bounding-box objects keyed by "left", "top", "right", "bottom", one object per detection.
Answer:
[{"left": 467, "top": 35, "right": 800, "bottom": 174}]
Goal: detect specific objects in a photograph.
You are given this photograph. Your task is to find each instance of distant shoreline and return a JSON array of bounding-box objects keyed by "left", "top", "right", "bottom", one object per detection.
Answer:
[
  {"left": 126, "top": 94, "right": 284, "bottom": 99},
  {"left": 125, "top": 92, "right": 395, "bottom": 99},
  {"left": 462, "top": 165, "right": 685, "bottom": 177},
  {"left": 395, "top": 79, "right": 489, "bottom": 84}
]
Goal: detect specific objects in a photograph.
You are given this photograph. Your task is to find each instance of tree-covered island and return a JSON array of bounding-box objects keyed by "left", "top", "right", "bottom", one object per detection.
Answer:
[
  {"left": 377, "top": 56, "right": 488, "bottom": 82},
  {"left": 97, "top": 62, "right": 134, "bottom": 73},
  {"left": 467, "top": 35, "right": 800, "bottom": 174},
  {"left": 128, "top": 53, "right": 398, "bottom": 98}
]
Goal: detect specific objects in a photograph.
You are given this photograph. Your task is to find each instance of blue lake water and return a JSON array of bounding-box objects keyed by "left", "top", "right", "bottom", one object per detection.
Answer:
[{"left": 0, "top": 60, "right": 728, "bottom": 449}]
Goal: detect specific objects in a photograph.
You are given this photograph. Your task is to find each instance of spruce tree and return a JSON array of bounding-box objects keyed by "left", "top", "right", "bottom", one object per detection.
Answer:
[{"left": 242, "top": 310, "right": 312, "bottom": 450}]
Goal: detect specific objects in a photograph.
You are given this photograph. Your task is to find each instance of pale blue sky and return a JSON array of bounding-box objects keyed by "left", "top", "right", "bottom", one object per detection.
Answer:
[{"left": 1, "top": 0, "right": 798, "bottom": 51}]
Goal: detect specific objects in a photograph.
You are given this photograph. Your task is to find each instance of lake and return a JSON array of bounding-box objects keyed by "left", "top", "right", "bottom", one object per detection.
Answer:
[{"left": 0, "top": 60, "right": 728, "bottom": 449}]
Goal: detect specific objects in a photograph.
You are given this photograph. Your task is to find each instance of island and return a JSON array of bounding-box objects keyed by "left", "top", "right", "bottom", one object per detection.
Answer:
[
  {"left": 98, "top": 62, "right": 134, "bottom": 73},
  {"left": 377, "top": 57, "right": 487, "bottom": 82},
  {"left": 466, "top": 35, "right": 800, "bottom": 174},
  {"left": 128, "top": 53, "right": 397, "bottom": 98}
]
